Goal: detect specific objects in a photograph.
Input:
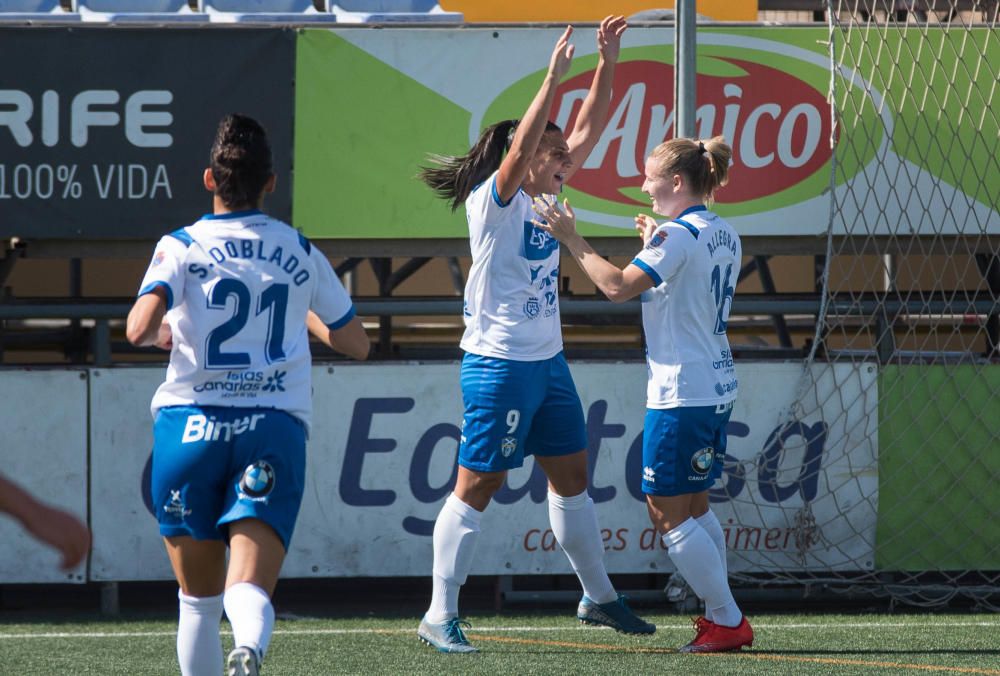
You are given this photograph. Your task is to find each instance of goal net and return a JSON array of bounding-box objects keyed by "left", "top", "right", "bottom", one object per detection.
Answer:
[{"left": 726, "top": 0, "right": 999, "bottom": 609}]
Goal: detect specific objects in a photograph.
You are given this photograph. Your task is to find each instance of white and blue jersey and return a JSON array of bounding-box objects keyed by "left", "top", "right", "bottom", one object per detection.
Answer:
[
  {"left": 456, "top": 172, "right": 586, "bottom": 468},
  {"left": 460, "top": 171, "right": 563, "bottom": 361},
  {"left": 632, "top": 205, "right": 742, "bottom": 409},
  {"left": 137, "top": 209, "right": 356, "bottom": 431}
]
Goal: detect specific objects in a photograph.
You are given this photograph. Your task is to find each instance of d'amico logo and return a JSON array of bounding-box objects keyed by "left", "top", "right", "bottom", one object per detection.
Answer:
[{"left": 492, "top": 53, "right": 835, "bottom": 210}]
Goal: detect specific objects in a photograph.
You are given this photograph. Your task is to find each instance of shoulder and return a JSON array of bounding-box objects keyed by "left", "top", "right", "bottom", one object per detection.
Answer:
[
  {"left": 467, "top": 170, "right": 525, "bottom": 211},
  {"left": 646, "top": 222, "right": 699, "bottom": 252}
]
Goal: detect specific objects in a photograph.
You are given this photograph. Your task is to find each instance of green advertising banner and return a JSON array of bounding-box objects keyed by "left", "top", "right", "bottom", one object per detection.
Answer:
[
  {"left": 293, "top": 27, "right": 998, "bottom": 239},
  {"left": 876, "top": 365, "right": 1000, "bottom": 570}
]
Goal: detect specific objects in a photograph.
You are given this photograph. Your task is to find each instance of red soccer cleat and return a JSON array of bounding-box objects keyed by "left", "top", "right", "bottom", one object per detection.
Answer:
[{"left": 679, "top": 615, "right": 754, "bottom": 653}]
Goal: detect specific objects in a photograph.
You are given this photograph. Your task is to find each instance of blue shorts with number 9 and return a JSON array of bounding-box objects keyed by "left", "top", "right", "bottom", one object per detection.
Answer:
[
  {"left": 459, "top": 352, "right": 587, "bottom": 472},
  {"left": 642, "top": 402, "right": 733, "bottom": 496}
]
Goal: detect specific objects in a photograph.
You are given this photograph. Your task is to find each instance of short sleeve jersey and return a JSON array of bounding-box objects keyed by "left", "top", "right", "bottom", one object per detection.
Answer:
[
  {"left": 136, "top": 210, "right": 356, "bottom": 430},
  {"left": 631, "top": 206, "right": 741, "bottom": 409},
  {"left": 459, "top": 171, "right": 563, "bottom": 361}
]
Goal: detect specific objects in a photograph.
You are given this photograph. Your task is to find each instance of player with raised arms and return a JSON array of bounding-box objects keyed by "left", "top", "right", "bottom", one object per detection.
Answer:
[
  {"left": 531, "top": 135, "right": 754, "bottom": 653},
  {"left": 127, "top": 114, "right": 370, "bottom": 676},
  {"left": 416, "top": 17, "right": 655, "bottom": 653}
]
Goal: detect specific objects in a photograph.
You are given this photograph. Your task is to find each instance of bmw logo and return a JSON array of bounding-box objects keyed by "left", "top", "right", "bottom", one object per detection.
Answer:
[
  {"left": 690, "top": 448, "right": 714, "bottom": 475},
  {"left": 239, "top": 461, "right": 275, "bottom": 498}
]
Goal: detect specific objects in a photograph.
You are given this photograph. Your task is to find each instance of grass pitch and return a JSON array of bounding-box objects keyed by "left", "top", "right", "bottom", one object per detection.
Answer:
[{"left": 1, "top": 610, "right": 998, "bottom": 675}]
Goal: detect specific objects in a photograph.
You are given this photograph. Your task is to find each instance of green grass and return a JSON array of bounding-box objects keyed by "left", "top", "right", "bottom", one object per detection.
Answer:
[{"left": 2, "top": 611, "right": 998, "bottom": 675}]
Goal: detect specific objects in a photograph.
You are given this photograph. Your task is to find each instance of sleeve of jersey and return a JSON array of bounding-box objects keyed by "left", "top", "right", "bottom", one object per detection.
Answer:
[
  {"left": 136, "top": 236, "right": 187, "bottom": 310},
  {"left": 466, "top": 171, "right": 514, "bottom": 228},
  {"left": 631, "top": 226, "right": 688, "bottom": 288},
  {"left": 310, "top": 250, "right": 356, "bottom": 329}
]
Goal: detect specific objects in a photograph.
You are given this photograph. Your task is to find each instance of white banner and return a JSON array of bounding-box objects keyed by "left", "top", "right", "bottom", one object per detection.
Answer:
[
  {"left": 88, "top": 361, "right": 877, "bottom": 581},
  {"left": 0, "top": 370, "right": 88, "bottom": 583}
]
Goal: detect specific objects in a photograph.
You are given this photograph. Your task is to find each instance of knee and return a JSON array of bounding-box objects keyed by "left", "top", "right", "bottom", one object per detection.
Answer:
[{"left": 455, "top": 472, "right": 505, "bottom": 509}]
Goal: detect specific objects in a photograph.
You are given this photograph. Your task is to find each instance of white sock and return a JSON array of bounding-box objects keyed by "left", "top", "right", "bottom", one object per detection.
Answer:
[
  {"left": 695, "top": 509, "right": 728, "bottom": 622},
  {"left": 426, "top": 493, "right": 483, "bottom": 624},
  {"left": 223, "top": 582, "right": 274, "bottom": 661},
  {"left": 662, "top": 518, "right": 742, "bottom": 628},
  {"left": 548, "top": 490, "right": 617, "bottom": 604},
  {"left": 177, "top": 591, "right": 223, "bottom": 676}
]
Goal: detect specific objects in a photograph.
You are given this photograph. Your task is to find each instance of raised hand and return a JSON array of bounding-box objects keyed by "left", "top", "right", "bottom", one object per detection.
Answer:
[
  {"left": 549, "top": 25, "right": 575, "bottom": 80},
  {"left": 532, "top": 196, "right": 578, "bottom": 243},
  {"left": 635, "top": 214, "right": 659, "bottom": 245},
  {"left": 597, "top": 15, "right": 628, "bottom": 64}
]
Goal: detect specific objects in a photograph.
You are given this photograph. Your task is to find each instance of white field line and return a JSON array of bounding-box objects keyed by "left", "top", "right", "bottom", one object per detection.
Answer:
[{"left": 1, "top": 621, "right": 1000, "bottom": 640}]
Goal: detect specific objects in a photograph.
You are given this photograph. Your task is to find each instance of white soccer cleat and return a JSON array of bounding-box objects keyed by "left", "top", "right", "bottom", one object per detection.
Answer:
[{"left": 226, "top": 645, "right": 260, "bottom": 676}]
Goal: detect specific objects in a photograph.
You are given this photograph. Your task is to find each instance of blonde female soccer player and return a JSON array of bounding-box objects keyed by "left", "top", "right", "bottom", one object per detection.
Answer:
[
  {"left": 127, "top": 114, "right": 369, "bottom": 676},
  {"left": 531, "top": 136, "right": 754, "bottom": 653},
  {"left": 416, "top": 17, "right": 654, "bottom": 653}
]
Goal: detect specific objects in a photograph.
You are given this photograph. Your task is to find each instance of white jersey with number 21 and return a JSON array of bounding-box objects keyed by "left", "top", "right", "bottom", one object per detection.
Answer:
[{"left": 137, "top": 210, "right": 355, "bottom": 430}]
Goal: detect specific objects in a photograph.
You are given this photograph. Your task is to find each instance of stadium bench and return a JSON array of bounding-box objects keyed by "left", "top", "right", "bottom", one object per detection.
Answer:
[
  {"left": 0, "top": 0, "right": 80, "bottom": 21},
  {"left": 199, "top": 0, "right": 338, "bottom": 23},
  {"left": 327, "top": 0, "right": 462, "bottom": 23},
  {"left": 75, "top": 0, "right": 210, "bottom": 22}
]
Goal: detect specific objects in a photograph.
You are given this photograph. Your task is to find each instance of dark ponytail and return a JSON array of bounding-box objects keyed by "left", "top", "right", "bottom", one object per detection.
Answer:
[
  {"left": 209, "top": 113, "right": 273, "bottom": 210},
  {"left": 418, "top": 120, "right": 518, "bottom": 211}
]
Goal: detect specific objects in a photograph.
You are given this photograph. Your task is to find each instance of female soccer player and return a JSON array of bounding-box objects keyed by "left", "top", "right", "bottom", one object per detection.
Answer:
[
  {"left": 416, "top": 17, "right": 654, "bottom": 653},
  {"left": 127, "top": 114, "right": 369, "bottom": 676},
  {"left": 531, "top": 136, "right": 754, "bottom": 653}
]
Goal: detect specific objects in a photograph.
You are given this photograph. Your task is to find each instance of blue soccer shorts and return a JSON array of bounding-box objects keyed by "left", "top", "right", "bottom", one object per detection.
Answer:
[
  {"left": 641, "top": 402, "right": 733, "bottom": 496},
  {"left": 150, "top": 405, "right": 306, "bottom": 551},
  {"left": 458, "top": 352, "right": 587, "bottom": 473}
]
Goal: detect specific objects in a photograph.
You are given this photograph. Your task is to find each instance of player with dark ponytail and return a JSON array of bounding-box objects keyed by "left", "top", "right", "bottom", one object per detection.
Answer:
[
  {"left": 532, "top": 134, "right": 754, "bottom": 654},
  {"left": 128, "top": 113, "right": 369, "bottom": 676},
  {"left": 417, "top": 17, "right": 656, "bottom": 655}
]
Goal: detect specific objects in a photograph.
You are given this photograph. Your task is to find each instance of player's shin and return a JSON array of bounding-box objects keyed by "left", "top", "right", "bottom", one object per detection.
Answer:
[
  {"left": 223, "top": 583, "right": 274, "bottom": 663},
  {"left": 662, "top": 518, "right": 742, "bottom": 627},
  {"left": 177, "top": 590, "right": 224, "bottom": 676},
  {"left": 548, "top": 490, "right": 617, "bottom": 604},
  {"left": 427, "top": 493, "right": 483, "bottom": 623}
]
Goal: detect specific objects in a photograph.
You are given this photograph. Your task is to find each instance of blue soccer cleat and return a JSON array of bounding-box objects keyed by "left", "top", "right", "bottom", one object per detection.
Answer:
[
  {"left": 417, "top": 616, "right": 479, "bottom": 653},
  {"left": 577, "top": 593, "right": 656, "bottom": 635}
]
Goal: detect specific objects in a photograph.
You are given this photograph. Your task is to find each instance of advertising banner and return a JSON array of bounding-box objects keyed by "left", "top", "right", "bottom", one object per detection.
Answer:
[
  {"left": 0, "top": 370, "right": 87, "bottom": 584},
  {"left": 0, "top": 28, "right": 294, "bottom": 239},
  {"left": 294, "top": 27, "right": 998, "bottom": 238},
  {"left": 89, "top": 362, "right": 877, "bottom": 581}
]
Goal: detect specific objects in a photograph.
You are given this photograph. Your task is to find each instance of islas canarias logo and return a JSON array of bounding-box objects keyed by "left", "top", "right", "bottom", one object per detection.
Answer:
[{"left": 484, "top": 46, "right": 840, "bottom": 215}]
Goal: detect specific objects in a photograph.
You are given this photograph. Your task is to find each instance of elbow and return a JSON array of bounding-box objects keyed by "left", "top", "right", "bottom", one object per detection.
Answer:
[
  {"left": 604, "top": 286, "right": 632, "bottom": 304},
  {"left": 125, "top": 319, "right": 146, "bottom": 347},
  {"left": 345, "top": 333, "right": 370, "bottom": 361}
]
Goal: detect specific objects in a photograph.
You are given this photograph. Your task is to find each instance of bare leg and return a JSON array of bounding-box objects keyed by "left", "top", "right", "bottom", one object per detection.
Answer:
[{"left": 164, "top": 536, "right": 226, "bottom": 676}]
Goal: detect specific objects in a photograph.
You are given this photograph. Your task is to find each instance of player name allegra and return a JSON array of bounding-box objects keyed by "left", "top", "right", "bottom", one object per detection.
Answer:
[
  {"left": 706, "top": 229, "right": 738, "bottom": 257},
  {"left": 189, "top": 239, "right": 311, "bottom": 286}
]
